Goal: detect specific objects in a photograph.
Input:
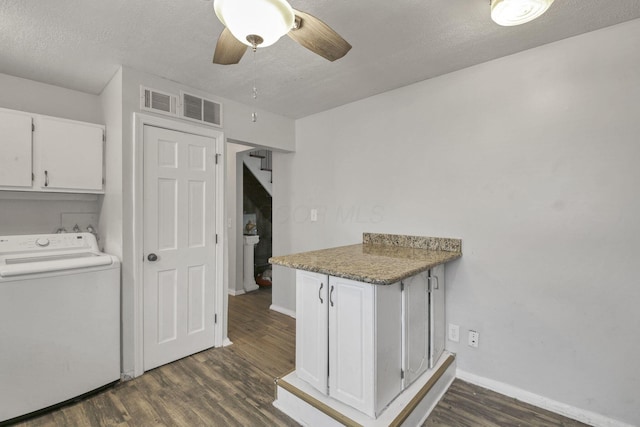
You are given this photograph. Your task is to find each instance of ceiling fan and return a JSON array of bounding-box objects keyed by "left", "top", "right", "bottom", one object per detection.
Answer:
[{"left": 212, "top": 0, "right": 352, "bottom": 65}]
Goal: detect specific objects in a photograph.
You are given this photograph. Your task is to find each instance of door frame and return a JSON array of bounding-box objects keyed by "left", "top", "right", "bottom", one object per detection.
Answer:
[{"left": 132, "top": 113, "right": 226, "bottom": 377}]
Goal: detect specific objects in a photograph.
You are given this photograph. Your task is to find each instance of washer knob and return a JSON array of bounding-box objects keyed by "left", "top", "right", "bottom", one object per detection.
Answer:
[{"left": 35, "top": 237, "right": 50, "bottom": 247}]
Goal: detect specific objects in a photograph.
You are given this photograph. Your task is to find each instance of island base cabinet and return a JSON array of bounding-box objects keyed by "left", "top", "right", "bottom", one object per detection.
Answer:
[
  {"left": 429, "top": 264, "right": 446, "bottom": 369},
  {"left": 403, "top": 272, "right": 430, "bottom": 385},
  {"left": 403, "top": 265, "right": 447, "bottom": 389},
  {"left": 328, "top": 277, "right": 402, "bottom": 418},
  {"left": 295, "top": 270, "right": 329, "bottom": 394},
  {"left": 294, "top": 267, "right": 444, "bottom": 418}
]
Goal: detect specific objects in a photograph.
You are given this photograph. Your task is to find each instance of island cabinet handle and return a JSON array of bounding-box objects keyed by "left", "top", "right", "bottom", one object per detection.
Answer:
[
  {"left": 319, "top": 283, "right": 324, "bottom": 304},
  {"left": 428, "top": 275, "right": 439, "bottom": 290},
  {"left": 330, "top": 285, "right": 335, "bottom": 307}
]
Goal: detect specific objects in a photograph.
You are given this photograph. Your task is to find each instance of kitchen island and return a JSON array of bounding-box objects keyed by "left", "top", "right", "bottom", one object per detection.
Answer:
[{"left": 270, "top": 233, "right": 462, "bottom": 426}]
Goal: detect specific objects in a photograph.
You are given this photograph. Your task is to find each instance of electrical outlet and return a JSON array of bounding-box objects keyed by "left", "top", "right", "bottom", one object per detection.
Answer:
[
  {"left": 448, "top": 324, "right": 460, "bottom": 342},
  {"left": 310, "top": 209, "right": 318, "bottom": 222},
  {"left": 468, "top": 330, "right": 479, "bottom": 348}
]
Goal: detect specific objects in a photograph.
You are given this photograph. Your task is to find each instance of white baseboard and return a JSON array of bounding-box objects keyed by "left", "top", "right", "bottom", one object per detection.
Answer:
[
  {"left": 269, "top": 304, "right": 296, "bottom": 319},
  {"left": 228, "top": 288, "right": 245, "bottom": 296},
  {"left": 222, "top": 337, "right": 233, "bottom": 347},
  {"left": 456, "top": 369, "right": 634, "bottom": 427}
]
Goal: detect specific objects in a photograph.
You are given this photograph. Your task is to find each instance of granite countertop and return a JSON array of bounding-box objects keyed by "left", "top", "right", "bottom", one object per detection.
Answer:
[{"left": 269, "top": 233, "right": 462, "bottom": 285}]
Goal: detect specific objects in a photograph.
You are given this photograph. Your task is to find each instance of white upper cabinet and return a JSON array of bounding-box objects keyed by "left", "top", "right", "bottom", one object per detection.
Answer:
[
  {"left": 0, "top": 110, "right": 33, "bottom": 189},
  {"left": 0, "top": 108, "right": 104, "bottom": 194},
  {"left": 35, "top": 116, "right": 104, "bottom": 192}
]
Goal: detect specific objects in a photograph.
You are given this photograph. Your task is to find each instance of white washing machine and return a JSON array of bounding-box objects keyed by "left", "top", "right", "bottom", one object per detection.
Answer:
[{"left": 0, "top": 233, "right": 120, "bottom": 423}]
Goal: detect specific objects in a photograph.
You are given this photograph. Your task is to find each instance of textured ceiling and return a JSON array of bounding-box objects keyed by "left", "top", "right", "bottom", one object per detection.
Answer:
[{"left": 1, "top": 0, "right": 640, "bottom": 119}]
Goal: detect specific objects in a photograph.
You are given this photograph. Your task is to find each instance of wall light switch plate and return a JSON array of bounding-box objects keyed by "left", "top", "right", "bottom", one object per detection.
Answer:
[
  {"left": 448, "top": 324, "right": 459, "bottom": 342},
  {"left": 310, "top": 209, "right": 318, "bottom": 222}
]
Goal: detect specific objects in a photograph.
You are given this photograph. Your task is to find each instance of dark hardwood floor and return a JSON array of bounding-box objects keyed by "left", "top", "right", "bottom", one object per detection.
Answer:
[
  {"left": 424, "top": 380, "right": 590, "bottom": 427},
  {"left": 12, "top": 287, "right": 297, "bottom": 427},
  {"left": 11, "top": 287, "right": 589, "bottom": 427}
]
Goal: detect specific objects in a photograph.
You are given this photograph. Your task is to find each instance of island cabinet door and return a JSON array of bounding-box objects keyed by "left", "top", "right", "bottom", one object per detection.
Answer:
[
  {"left": 403, "top": 272, "right": 430, "bottom": 386},
  {"left": 295, "top": 270, "right": 329, "bottom": 394},
  {"left": 429, "top": 264, "right": 446, "bottom": 368},
  {"left": 328, "top": 277, "right": 402, "bottom": 418}
]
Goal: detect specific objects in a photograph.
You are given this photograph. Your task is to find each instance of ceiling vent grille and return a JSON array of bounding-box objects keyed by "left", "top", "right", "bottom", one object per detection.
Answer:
[
  {"left": 180, "top": 91, "right": 223, "bottom": 127},
  {"left": 140, "top": 86, "right": 177, "bottom": 116}
]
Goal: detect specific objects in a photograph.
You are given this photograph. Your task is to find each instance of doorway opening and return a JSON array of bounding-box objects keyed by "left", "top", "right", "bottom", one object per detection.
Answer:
[
  {"left": 243, "top": 150, "right": 272, "bottom": 289},
  {"left": 226, "top": 143, "right": 273, "bottom": 303}
]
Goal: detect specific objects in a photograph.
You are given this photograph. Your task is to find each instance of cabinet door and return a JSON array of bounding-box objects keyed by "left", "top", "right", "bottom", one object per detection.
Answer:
[
  {"left": 0, "top": 110, "right": 33, "bottom": 188},
  {"left": 295, "top": 270, "right": 329, "bottom": 394},
  {"left": 403, "top": 272, "right": 429, "bottom": 385},
  {"left": 328, "top": 277, "right": 375, "bottom": 417},
  {"left": 373, "top": 282, "right": 403, "bottom": 415},
  {"left": 429, "top": 265, "right": 446, "bottom": 368},
  {"left": 36, "top": 116, "right": 104, "bottom": 192}
]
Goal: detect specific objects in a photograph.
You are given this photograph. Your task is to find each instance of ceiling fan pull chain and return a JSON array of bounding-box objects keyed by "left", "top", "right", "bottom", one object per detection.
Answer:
[{"left": 251, "top": 46, "right": 258, "bottom": 123}]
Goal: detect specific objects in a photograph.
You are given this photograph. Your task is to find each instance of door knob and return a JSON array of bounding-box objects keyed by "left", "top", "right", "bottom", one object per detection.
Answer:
[{"left": 147, "top": 253, "right": 158, "bottom": 262}]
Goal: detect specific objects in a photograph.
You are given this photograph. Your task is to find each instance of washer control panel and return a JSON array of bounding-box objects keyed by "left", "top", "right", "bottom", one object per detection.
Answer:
[
  {"left": 35, "top": 238, "right": 50, "bottom": 247},
  {"left": 0, "top": 233, "right": 98, "bottom": 255}
]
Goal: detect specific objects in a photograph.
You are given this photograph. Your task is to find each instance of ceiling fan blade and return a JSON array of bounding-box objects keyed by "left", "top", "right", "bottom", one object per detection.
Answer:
[
  {"left": 287, "top": 9, "right": 352, "bottom": 62},
  {"left": 213, "top": 28, "right": 247, "bottom": 65}
]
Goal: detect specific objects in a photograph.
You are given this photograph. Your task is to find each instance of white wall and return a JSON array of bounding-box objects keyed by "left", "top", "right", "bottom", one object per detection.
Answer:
[
  {"left": 98, "top": 68, "right": 123, "bottom": 259},
  {"left": 273, "top": 19, "right": 640, "bottom": 426},
  {"left": 0, "top": 73, "right": 103, "bottom": 123},
  {"left": 226, "top": 142, "right": 253, "bottom": 296},
  {"left": 0, "top": 194, "right": 99, "bottom": 235},
  {"left": 0, "top": 73, "right": 103, "bottom": 236}
]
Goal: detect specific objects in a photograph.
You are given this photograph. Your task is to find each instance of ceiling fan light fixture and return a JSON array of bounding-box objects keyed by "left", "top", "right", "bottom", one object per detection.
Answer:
[
  {"left": 490, "top": 0, "right": 555, "bottom": 26},
  {"left": 214, "top": 0, "right": 295, "bottom": 47}
]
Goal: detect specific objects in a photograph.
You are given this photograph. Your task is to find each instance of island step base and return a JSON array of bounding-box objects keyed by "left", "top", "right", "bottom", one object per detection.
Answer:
[{"left": 274, "top": 353, "right": 456, "bottom": 427}]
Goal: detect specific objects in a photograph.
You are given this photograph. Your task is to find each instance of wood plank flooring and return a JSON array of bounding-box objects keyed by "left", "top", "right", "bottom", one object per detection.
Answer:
[
  {"left": 424, "top": 380, "right": 590, "bottom": 427},
  {"left": 11, "top": 288, "right": 297, "bottom": 427},
  {"left": 10, "top": 288, "right": 590, "bottom": 427}
]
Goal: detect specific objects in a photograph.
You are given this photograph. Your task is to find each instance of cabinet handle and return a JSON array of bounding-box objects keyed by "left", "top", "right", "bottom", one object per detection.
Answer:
[
  {"left": 318, "top": 282, "right": 324, "bottom": 304},
  {"left": 330, "top": 285, "right": 335, "bottom": 307},
  {"left": 44, "top": 170, "right": 49, "bottom": 187},
  {"left": 428, "top": 275, "right": 439, "bottom": 290}
]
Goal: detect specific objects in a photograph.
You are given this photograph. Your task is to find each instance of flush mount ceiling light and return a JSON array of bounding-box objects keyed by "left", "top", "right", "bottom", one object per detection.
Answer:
[
  {"left": 214, "top": 0, "right": 294, "bottom": 48},
  {"left": 490, "top": 0, "right": 555, "bottom": 26}
]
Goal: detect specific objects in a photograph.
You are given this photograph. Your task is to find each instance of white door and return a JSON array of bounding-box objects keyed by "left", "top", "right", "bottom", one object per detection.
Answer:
[
  {"left": 429, "top": 265, "right": 446, "bottom": 368},
  {"left": 403, "top": 272, "right": 429, "bottom": 385},
  {"left": 328, "top": 277, "right": 375, "bottom": 417},
  {"left": 143, "top": 125, "right": 217, "bottom": 371},
  {"left": 295, "top": 270, "right": 329, "bottom": 394}
]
